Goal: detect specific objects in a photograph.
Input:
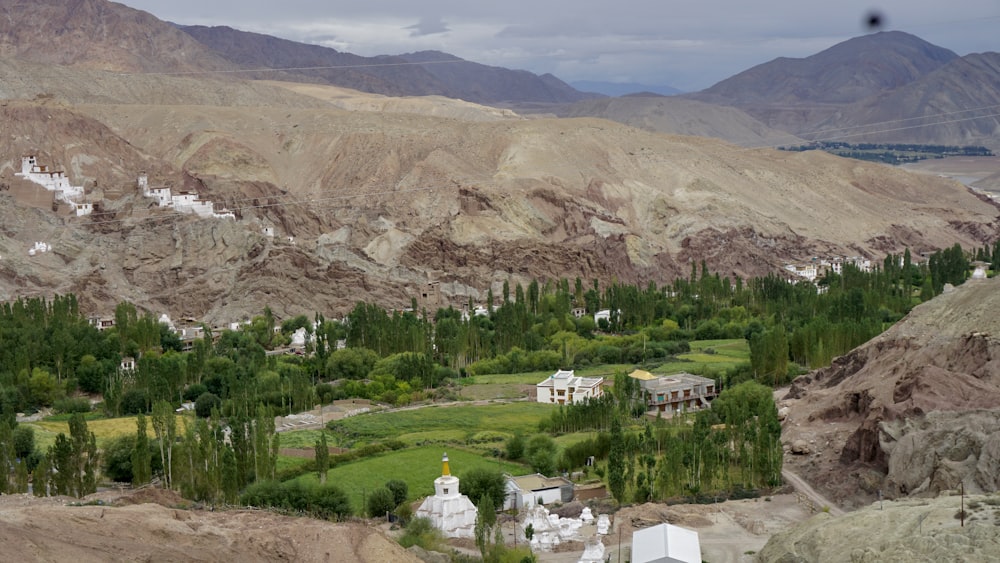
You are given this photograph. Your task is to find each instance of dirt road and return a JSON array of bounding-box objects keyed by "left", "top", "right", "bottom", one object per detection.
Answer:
[{"left": 782, "top": 468, "right": 845, "bottom": 516}]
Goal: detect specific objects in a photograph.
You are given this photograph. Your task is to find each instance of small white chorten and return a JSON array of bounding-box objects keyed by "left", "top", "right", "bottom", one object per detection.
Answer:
[{"left": 414, "top": 453, "right": 478, "bottom": 538}]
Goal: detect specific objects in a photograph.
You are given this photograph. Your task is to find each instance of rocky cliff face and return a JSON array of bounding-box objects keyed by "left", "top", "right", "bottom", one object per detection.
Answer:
[{"left": 781, "top": 277, "right": 1000, "bottom": 508}]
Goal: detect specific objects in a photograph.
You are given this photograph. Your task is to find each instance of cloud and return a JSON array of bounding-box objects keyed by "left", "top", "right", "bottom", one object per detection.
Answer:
[{"left": 406, "top": 16, "right": 450, "bottom": 37}]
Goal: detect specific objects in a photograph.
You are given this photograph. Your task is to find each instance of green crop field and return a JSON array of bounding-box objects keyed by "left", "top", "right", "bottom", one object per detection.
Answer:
[
  {"left": 327, "top": 402, "right": 553, "bottom": 445},
  {"left": 656, "top": 339, "right": 749, "bottom": 375},
  {"left": 294, "top": 445, "right": 531, "bottom": 512},
  {"left": 27, "top": 414, "right": 186, "bottom": 450}
]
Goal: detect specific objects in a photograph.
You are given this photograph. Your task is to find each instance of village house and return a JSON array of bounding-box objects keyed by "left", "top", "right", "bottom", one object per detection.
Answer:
[
  {"left": 503, "top": 473, "right": 574, "bottom": 510},
  {"left": 535, "top": 369, "right": 604, "bottom": 405},
  {"left": 629, "top": 370, "right": 717, "bottom": 415}
]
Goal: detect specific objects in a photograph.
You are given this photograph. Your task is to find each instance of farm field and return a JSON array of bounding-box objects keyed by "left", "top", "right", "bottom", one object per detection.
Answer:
[
  {"left": 26, "top": 414, "right": 186, "bottom": 450},
  {"left": 657, "top": 339, "right": 749, "bottom": 375},
  {"left": 293, "top": 445, "right": 531, "bottom": 512},
  {"left": 326, "top": 402, "right": 554, "bottom": 446}
]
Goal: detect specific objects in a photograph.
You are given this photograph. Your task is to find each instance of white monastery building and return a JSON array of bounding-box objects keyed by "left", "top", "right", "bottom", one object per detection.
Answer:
[
  {"left": 414, "top": 453, "right": 478, "bottom": 538},
  {"left": 536, "top": 370, "right": 604, "bottom": 405},
  {"left": 138, "top": 173, "right": 235, "bottom": 220},
  {"left": 15, "top": 155, "right": 92, "bottom": 215}
]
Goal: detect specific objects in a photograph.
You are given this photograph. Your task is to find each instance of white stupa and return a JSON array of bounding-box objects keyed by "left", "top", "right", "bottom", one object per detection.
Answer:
[{"left": 414, "top": 452, "right": 478, "bottom": 538}]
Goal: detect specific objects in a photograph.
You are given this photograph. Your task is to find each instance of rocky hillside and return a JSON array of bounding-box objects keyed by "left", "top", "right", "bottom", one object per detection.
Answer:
[
  {"left": 759, "top": 491, "right": 1000, "bottom": 562},
  {"left": 1, "top": 72, "right": 998, "bottom": 323},
  {"left": 780, "top": 276, "right": 1000, "bottom": 508},
  {"left": 551, "top": 94, "right": 800, "bottom": 147},
  {"left": 0, "top": 0, "right": 233, "bottom": 72}
]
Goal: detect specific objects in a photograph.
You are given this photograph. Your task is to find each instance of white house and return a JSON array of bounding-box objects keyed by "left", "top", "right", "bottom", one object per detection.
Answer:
[
  {"left": 536, "top": 370, "right": 604, "bottom": 405},
  {"left": 631, "top": 523, "right": 701, "bottom": 563},
  {"left": 503, "top": 473, "right": 574, "bottom": 510}
]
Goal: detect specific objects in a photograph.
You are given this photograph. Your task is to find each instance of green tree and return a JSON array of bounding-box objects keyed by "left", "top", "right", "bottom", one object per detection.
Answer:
[
  {"left": 607, "top": 417, "right": 626, "bottom": 502},
  {"left": 151, "top": 400, "right": 176, "bottom": 488},
  {"left": 474, "top": 493, "right": 498, "bottom": 561},
  {"left": 459, "top": 467, "right": 506, "bottom": 509},
  {"left": 367, "top": 486, "right": 396, "bottom": 518},
  {"left": 132, "top": 413, "right": 152, "bottom": 486},
  {"left": 385, "top": 479, "right": 408, "bottom": 507},
  {"left": 103, "top": 434, "right": 137, "bottom": 483},
  {"left": 315, "top": 433, "right": 330, "bottom": 484}
]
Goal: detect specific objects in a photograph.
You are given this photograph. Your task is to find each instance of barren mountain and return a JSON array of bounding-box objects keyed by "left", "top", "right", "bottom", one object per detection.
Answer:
[
  {"left": 693, "top": 31, "right": 957, "bottom": 107},
  {"left": 1, "top": 67, "right": 998, "bottom": 323},
  {"left": 687, "top": 31, "right": 1000, "bottom": 148},
  {"left": 178, "top": 26, "right": 593, "bottom": 105},
  {"left": 0, "top": 0, "right": 234, "bottom": 73},
  {"left": 780, "top": 276, "right": 1000, "bottom": 509},
  {"left": 551, "top": 94, "right": 801, "bottom": 147},
  {"left": 817, "top": 52, "right": 1000, "bottom": 148}
]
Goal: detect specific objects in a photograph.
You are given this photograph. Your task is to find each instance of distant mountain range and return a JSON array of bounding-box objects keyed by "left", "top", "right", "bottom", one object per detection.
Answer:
[
  {"left": 178, "top": 26, "right": 598, "bottom": 105},
  {"left": 687, "top": 31, "right": 1000, "bottom": 148},
  {"left": 570, "top": 81, "right": 684, "bottom": 97},
  {"left": 4, "top": 2, "right": 997, "bottom": 148}
]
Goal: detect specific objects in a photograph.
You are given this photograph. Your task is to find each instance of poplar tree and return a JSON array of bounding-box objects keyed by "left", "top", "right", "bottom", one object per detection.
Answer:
[
  {"left": 315, "top": 433, "right": 330, "bottom": 484},
  {"left": 608, "top": 417, "right": 626, "bottom": 502},
  {"left": 132, "top": 413, "right": 152, "bottom": 486}
]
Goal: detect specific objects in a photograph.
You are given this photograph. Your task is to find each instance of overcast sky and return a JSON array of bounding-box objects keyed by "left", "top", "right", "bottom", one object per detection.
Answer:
[{"left": 122, "top": 0, "right": 999, "bottom": 91}]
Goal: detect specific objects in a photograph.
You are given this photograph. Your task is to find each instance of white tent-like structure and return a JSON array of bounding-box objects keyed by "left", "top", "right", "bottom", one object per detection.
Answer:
[
  {"left": 414, "top": 453, "right": 478, "bottom": 538},
  {"left": 631, "top": 523, "right": 701, "bottom": 563}
]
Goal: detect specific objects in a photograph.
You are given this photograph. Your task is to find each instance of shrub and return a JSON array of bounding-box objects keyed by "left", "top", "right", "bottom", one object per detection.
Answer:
[
  {"left": 398, "top": 516, "right": 443, "bottom": 551},
  {"left": 311, "top": 483, "right": 352, "bottom": 519},
  {"left": 386, "top": 479, "right": 409, "bottom": 506},
  {"left": 102, "top": 434, "right": 137, "bottom": 483},
  {"left": 194, "top": 392, "right": 222, "bottom": 418},
  {"left": 13, "top": 425, "right": 35, "bottom": 459},
  {"left": 120, "top": 389, "right": 149, "bottom": 415},
  {"left": 367, "top": 487, "right": 396, "bottom": 517}
]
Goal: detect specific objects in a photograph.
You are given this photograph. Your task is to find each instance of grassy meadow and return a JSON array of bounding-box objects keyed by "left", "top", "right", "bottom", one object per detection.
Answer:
[
  {"left": 293, "top": 445, "right": 531, "bottom": 512},
  {"left": 27, "top": 414, "right": 186, "bottom": 450},
  {"left": 326, "top": 402, "right": 553, "bottom": 447}
]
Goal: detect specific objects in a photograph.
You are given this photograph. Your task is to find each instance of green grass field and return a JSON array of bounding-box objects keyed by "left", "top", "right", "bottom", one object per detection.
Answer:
[
  {"left": 294, "top": 445, "right": 531, "bottom": 512},
  {"left": 27, "top": 414, "right": 187, "bottom": 450},
  {"left": 327, "top": 402, "right": 553, "bottom": 446},
  {"left": 657, "top": 339, "right": 749, "bottom": 375}
]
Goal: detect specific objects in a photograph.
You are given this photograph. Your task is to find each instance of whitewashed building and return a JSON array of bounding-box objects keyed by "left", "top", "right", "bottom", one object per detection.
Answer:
[
  {"left": 631, "top": 523, "right": 701, "bottom": 563},
  {"left": 16, "top": 155, "right": 91, "bottom": 214},
  {"left": 503, "top": 473, "right": 574, "bottom": 510},
  {"left": 536, "top": 370, "right": 604, "bottom": 405},
  {"left": 415, "top": 453, "right": 478, "bottom": 538}
]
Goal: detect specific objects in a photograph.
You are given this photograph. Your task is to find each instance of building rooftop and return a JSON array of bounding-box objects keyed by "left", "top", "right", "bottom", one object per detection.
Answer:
[{"left": 509, "top": 473, "right": 572, "bottom": 492}]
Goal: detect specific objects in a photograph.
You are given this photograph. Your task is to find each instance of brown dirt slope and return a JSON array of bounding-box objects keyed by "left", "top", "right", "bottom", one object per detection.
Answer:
[
  {"left": 0, "top": 492, "right": 418, "bottom": 563},
  {"left": 781, "top": 276, "right": 1000, "bottom": 508}
]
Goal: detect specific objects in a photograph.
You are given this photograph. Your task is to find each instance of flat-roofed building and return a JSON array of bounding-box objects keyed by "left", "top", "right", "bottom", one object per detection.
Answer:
[
  {"left": 536, "top": 369, "right": 604, "bottom": 405},
  {"left": 630, "top": 371, "right": 716, "bottom": 414}
]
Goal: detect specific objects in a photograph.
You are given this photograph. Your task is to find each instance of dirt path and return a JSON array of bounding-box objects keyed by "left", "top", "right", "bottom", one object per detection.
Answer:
[{"left": 782, "top": 468, "right": 845, "bottom": 516}]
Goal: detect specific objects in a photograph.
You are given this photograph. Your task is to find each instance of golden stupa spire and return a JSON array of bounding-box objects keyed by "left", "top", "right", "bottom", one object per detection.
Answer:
[{"left": 442, "top": 452, "right": 450, "bottom": 476}]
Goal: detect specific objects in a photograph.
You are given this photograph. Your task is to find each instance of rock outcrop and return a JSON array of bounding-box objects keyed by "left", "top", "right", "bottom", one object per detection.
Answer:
[{"left": 781, "top": 277, "right": 1000, "bottom": 508}]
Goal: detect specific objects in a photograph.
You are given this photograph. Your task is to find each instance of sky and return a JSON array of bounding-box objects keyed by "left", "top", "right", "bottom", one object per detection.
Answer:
[{"left": 121, "top": 0, "right": 1000, "bottom": 92}]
